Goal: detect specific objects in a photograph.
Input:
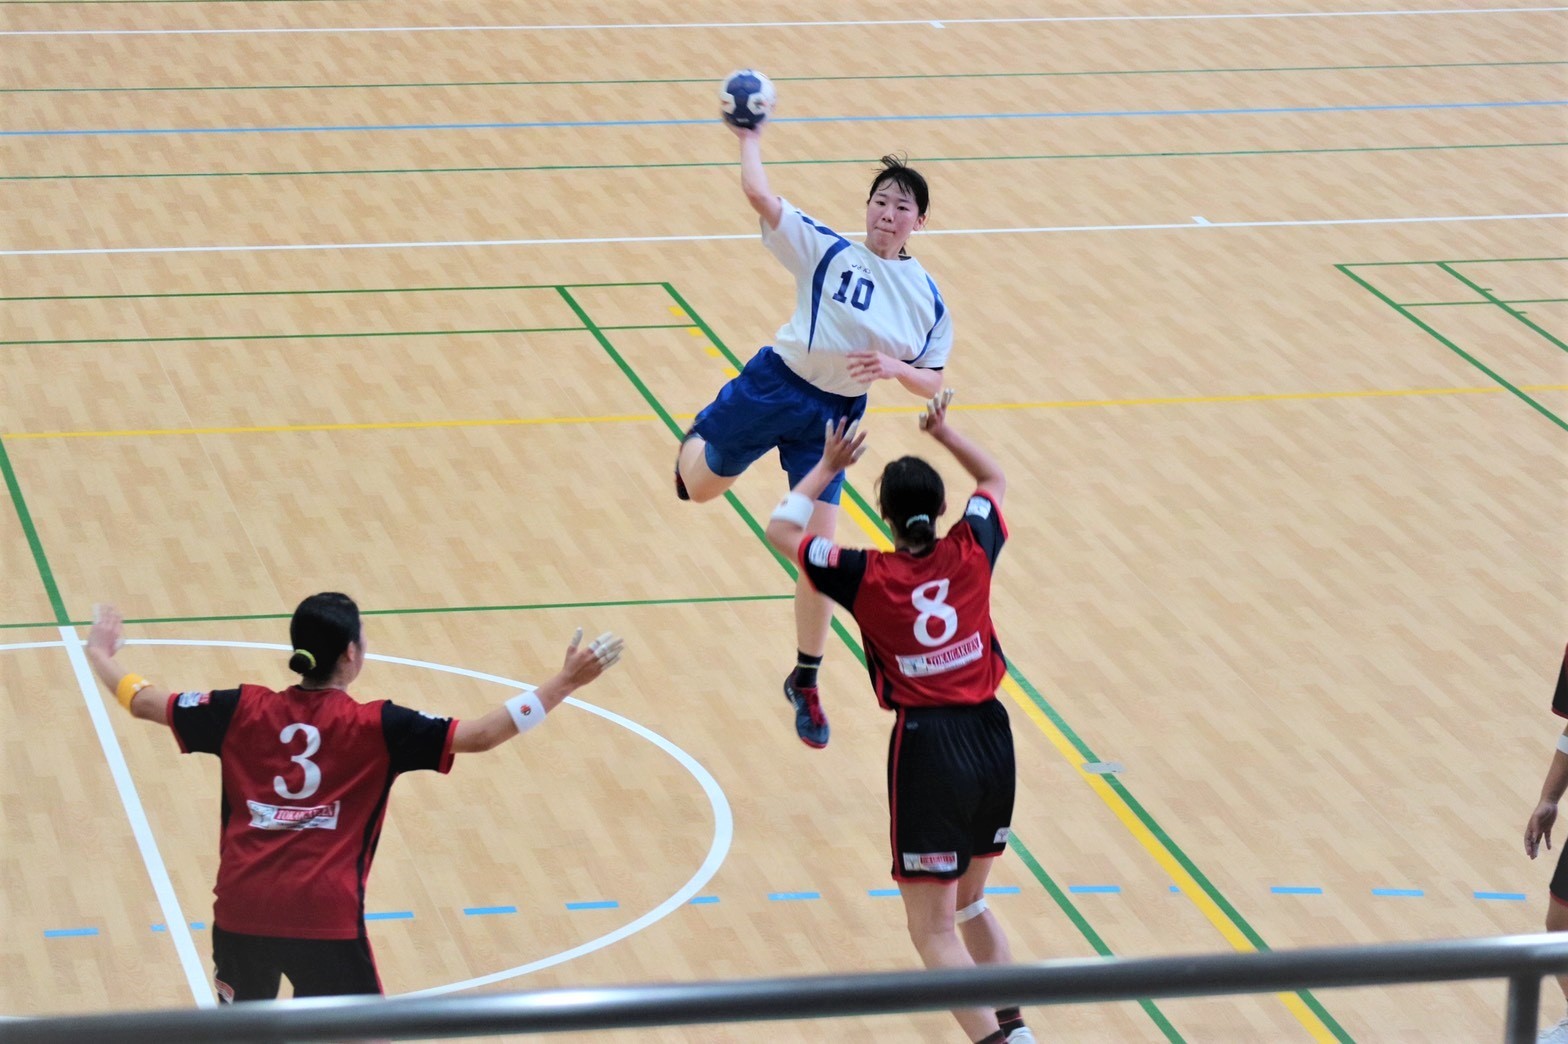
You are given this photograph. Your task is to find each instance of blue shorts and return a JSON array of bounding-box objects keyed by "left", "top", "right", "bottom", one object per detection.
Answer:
[{"left": 691, "top": 347, "right": 868, "bottom": 505}]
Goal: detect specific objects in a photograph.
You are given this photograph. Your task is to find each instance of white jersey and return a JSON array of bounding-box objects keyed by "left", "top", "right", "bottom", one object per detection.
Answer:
[{"left": 762, "top": 198, "right": 952, "bottom": 397}]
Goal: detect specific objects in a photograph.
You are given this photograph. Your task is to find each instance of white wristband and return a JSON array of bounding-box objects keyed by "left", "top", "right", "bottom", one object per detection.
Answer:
[
  {"left": 770, "top": 491, "right": 813, "bottom": 528},
  {"left": 505, "top": 690, "right": 546, "bottom": 735},
  {"left": 1556, "top": 734, "right": 1568, "bottom": 756}
]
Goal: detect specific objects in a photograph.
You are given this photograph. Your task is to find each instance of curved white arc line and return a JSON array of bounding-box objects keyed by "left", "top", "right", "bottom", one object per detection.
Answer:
[{"left": 12, "top": 637, "right": 732, "bottom": 998}]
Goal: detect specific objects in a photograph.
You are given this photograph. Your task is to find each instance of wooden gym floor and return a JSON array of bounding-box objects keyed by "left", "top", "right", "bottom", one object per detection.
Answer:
[{"left": 1, "top": 1, "right": 1566, "bottom": 1040}]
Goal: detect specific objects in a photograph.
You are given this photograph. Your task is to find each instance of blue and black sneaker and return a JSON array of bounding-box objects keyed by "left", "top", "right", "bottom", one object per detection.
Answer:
[{"left": 783, "top": 671, "right": 829, "bottom": 749}]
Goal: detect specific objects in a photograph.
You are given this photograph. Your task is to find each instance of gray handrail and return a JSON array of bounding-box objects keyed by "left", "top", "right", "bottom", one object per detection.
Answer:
[{"left": 5, "top": 933, "right": 1567, "bottom": 1043}]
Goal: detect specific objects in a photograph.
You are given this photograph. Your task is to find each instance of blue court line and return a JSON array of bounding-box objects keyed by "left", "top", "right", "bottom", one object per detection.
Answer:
[
  {"left": 767, "top": 892, "right": 822, "bottom": 902},
  {"left": 462, "top": 905, "right": 518, "bottom": 916},
  {"left": 1069, "top": 885, "right": 1123, "bottom": 894},
  {"left": 43, "top": 928, "right": 98, "bottom": 938},
  {"left": 565, "top": 900, "right": 620, "bottom": 911},
  {"left": 984, "top": 886, "right": 1022, "bottom": 895},
  {"left": 687, "top": 896, "right": 719, "bottom": 905},
  {"left": 1475, "top": 891, "right": 1528, "bottom": 901},
  {"left": 868, "top": 889, "right": 900, "bottom": 897},
  {"left": 1272, "top": 886, "right": 1324, "bottom": 895},
  {"left": 1371, "top": 888, "right": 1425, "bottom": 898},
  {"left": 3, "top": 99, "right": 1564, "bottom": 138},
  {"left": 364, "top": 911, "right": 415, "bottom": 921}
]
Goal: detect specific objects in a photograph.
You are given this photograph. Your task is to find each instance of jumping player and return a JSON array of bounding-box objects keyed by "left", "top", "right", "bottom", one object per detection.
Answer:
[
  {"left": 1522, "top": 641, "right": 1568, "bottom": 1043},
  {"left": 675, "top": 118, "right": 952, "bottom": 750},
  {"left": 84, "top": 593, "right": 624, "bottom": 1003},
  {"left": 763, "top": 394, "right": 1034, "bottom": 1044}
]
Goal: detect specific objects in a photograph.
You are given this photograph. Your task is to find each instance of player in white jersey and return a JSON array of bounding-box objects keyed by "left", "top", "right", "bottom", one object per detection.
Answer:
[{"left": 674, "top": 119, "right": 952, "bottom": 749}]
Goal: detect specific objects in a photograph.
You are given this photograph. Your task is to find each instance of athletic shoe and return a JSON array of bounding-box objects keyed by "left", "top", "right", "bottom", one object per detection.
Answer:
[
  {"left": 783, "top": 672, "right": 829, "bottom": 748},
  {"left": 1539, "top": 1015, "right": 1568, "bottom": 1043},
  {"left": 1005, "top": 1029, "right": 1037, "bottom": 1044}
]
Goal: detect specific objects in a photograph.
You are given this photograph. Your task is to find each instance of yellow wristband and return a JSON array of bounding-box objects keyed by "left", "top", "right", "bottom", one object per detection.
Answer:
[{"left": 115, "top": 673, "right": 150, "bottom": 710}]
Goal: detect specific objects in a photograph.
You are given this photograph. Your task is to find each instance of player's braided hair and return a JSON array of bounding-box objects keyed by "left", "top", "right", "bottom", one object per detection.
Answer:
[
  {"left": 288, "top": 592, "right": 361, "bottom": 683},
  {"left": 877, "top": 456, "right": 944, "bottom": 550}
]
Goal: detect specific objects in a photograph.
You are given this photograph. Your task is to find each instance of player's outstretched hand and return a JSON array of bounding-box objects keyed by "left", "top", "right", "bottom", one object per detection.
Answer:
[
  {"left": 917, "top": 388, "right": 956, "bottom": 436},
  {"left": 561, "top": 627, "right": 625, "bottom": 688},
  {"left": 821, "top": 417, "right": 868, "bottom": 472},
  {"left": 724, "top": 119, "right": 764, "bottom": 141},
  {"left": 1527, "top": 799, "right": 1559, "bottom": 858},
  {"left": 846, "top": 350, "right": 901, "bottom": 384},
  {"left": 88, "top": 603, "right": 126, "bottom": 658}
]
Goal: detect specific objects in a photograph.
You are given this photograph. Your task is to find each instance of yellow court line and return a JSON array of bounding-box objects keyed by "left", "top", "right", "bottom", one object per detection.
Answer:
[
  {"left": 838, "top": 490, "right": 1339, "bottom": 1041},
  {"left": 7, "top": 383, "right": 1563, "bottom": 442}
]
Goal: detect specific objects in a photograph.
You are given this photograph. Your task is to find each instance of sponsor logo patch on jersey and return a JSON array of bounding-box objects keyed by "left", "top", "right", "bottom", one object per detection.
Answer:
[
  {"left": 994, "top": 827, "right": 1011, "bottom": 844},
  {"left": 965, "top": 495, "right": 993, "bottom": 520},
  {"left": 176, "top": 691, "right": 210, "bottom": 708},
  {"left": 896, "top": 632, "right": 984, "bottom": 678},
  {"left": 902, "top": 851, "right": 959, "bottom": 873},
  {"left": 806, "top": 537, "right": 840, "bottom": 569},
  {"left": 246, "top": 799, "right": 341, "bottom": 832}
]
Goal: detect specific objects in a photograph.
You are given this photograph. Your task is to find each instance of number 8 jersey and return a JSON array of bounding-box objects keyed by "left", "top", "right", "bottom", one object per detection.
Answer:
[
  {"left": 797, "top": 490, "right": 1008, "bottom": 708},
  {"left": 168, "top": 686, "right": 456, "bottom": 939}
]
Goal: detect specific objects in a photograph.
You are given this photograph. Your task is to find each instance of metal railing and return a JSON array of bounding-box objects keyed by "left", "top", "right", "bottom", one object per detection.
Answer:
[{"left": 4, "top": 933, "right": 1567, "bottom": 1043}]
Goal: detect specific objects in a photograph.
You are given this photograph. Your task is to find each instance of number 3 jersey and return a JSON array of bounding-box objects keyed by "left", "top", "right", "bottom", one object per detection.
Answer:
[
  {"left": 797, "top": 490, "right": 1008, "bottom": 708},
  {"left": 762, "top": 198, "right": 952, "bottom": 398},
  {"left": 167, "top": 686, "right": 457, "bottom": 939}
]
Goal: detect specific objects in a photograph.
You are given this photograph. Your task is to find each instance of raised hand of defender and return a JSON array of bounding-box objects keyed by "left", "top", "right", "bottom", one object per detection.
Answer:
[
  {"left": 917, "top": 388, "right": 956, "bottom": 435},
  {"left": 561, "top": 627, "right": 625, "bottom": 687},
  {"left": 88, "top": 603, "right": 126, "bottom": 657},
  {"left": 1527, "top": 799, "right": 1558, "bottom": 858},
  {"left": 821, "top": 417, "right": 868, "bottom": 472}
]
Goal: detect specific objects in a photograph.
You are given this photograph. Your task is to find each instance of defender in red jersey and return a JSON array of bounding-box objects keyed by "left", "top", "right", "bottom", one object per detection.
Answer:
[
  {"left": 85, "top": 593, "right": 624, "bottom": 1003},
  {"left": 765, "top": 393, "right": 1034, "bottom": 1044},
  {"left": 1523, "top": 642, "right": 1568, "bottom": 1042}
]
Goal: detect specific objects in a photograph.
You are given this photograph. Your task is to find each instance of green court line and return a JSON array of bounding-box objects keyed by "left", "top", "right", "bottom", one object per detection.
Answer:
[
  {"left": 0, "top": 280, "right": 667, "bottom": 304},
  {"left": 1405, "top": 297, "right": 1568, "bottom": 307},
  {"left": 6, "top": 58, "right": 1564, "bottom": 91},
  {"left": 6, "top": 140, "right": 1563, "bottom": 184},
  {"left": 1338, "top": 264, "right": 1567, "bottom": 432},
  {"left": 0, "top": 322, "right": 691, "bottom": 349},
  {"left": 0, "top": 593, "right": 794, "bottom": 633},
  {"left": 0, "top": 437, "right": 69, "bottom": 625},
  {"left": 1436, "top": 262, "right": 1568, "bottom": 354},
  {"left": 569, "top": 283, "right": 1183, "bottom": 1040},
  {"left": 663, "top": 279, "right": 1350, "bottom": 1040}
]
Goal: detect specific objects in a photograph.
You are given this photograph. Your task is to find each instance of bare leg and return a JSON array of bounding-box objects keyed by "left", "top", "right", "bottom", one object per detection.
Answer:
[
  {"left": 677, "top": 435, "right": 740, "bottom": 503},
  {"left": 793, "top": 499, "right": 838, "bottom": 659},
  {"left": 956, "top": 856, "right": 1014, "bottom": 967},
  {"left": 1548, "top": 897, "right": 1568, "bottom": 1001},
  {"left": 899, "top": 879, "right": 1003, "bottom": 1042}
]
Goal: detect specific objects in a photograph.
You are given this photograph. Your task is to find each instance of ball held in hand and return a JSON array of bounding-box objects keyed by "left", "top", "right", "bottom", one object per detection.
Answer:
[{"left": 720, "top": 69, "right": 776, "bottom": 129}]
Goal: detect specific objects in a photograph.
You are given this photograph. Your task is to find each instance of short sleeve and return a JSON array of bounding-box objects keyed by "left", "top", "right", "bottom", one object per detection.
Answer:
[
  {"left": 381, "top": 702, "right": 457, "bottom": 775},
  {"left": 1553, "top": 644, "right": 1568, "bottom": 719},
  {"left": 960, "top": 491, "right": 1007, "bottom": 567},
  {"left": 797, "top": 536, "right": 870, "bottom": 610},
  {"left": 761, "top": 199, "right": 846, "bottom": 280},
  {"left": 169, "top": 687, "right": 242, "bottom": 755},
  {"left": 912, "top": 276, "right": 952, "bottom": 370}
]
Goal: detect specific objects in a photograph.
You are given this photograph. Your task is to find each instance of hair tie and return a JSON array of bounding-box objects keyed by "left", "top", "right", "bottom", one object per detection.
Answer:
[
  {"left": 293, "top": 648, "right": 317, "bottom": 670},
  {"left": 905, "top": 514, "right": 931, "bottom": 527}
]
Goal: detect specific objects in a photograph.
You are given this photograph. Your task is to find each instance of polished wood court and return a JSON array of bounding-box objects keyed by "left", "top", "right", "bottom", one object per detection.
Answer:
[{"left": 2, "top": 1, "right": 1566, "bottom": 1040}]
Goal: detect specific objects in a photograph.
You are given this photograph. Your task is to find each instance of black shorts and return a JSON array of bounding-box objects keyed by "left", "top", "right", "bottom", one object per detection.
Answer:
[
  {"left": 1551, "top": 840, "right": 1568, "bottom": 907},
  {"left": 212, "top": 924, "right": 382, "bottom": 1003},
  {"left": 888, "top": 699, "right": 1016, "bottom": 881}
]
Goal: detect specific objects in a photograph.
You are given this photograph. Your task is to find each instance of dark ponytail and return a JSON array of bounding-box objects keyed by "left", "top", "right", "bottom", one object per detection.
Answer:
[
  {"left": 288, "top": 592, "right": 360, "bottom": 683},
  {"left": 877, "top": 456, "right": 944, "bottom": 550}
]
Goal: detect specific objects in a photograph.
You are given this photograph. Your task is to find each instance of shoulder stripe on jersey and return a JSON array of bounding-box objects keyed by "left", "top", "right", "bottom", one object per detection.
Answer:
[
  {"left": 807, "top": 238, "right": 853, "bottom": 351},
  {"left": 912, "top": 274, "right": 947, "bottom": 363},
  {"left": 800, "top": 213, "right": 844, "bottom": 240}
]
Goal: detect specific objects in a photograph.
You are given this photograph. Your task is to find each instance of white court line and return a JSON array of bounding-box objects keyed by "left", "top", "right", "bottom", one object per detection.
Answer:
[
  {"left": 56, "top": 628, "right": 213, "bottom": 1007},
  {"left": 38, "top": 633, "right": 733, "bottom": 990},
  {"left": 2, "top": 211, "right": 1564, "bottom": 259},
  {"left": 2, "top": 5, "right": 1564, "bottom": 36}
]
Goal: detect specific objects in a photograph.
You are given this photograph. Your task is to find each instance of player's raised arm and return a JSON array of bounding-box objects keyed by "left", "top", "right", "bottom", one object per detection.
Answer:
[
  {"left": 84, "top": 604, "right": 172, "bottom": 723},
  {"left": 764, "top": 418, "right": 868, "bottom": 558},
  {"left": 450, "top": 628, "right": 625, "bottom": 753},
  {"left": 919, "top": 390, "right": 1006, "bottom": 505},
  {"left": 729, "top": 126, "right": 783, "bottom": 230}
]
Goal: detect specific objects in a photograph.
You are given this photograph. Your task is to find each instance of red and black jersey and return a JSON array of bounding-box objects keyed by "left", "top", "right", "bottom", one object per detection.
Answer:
[
  {"left": 799, "top": 489, "right": 1008, "bottom": 709},
  {"left": 1553, "top": 643, "right": 1568, "bottom": 719},
  {"left": 167, "top": 685, "right": 457, "bottom": 940}
]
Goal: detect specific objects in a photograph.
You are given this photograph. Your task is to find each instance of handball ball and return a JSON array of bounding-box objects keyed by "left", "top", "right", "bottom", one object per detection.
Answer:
[{"left": 720, "top": 69, "right": 776, "bottom": 129}]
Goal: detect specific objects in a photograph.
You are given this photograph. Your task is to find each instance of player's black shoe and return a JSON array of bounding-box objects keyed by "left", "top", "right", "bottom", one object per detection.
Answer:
[{"left": 784, "top": 671, "right": 829, "bottom": 749}]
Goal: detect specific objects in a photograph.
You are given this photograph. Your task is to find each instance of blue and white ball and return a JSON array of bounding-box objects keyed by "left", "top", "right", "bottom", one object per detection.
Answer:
[{"left": 720, "top": 69, "right": 776, "bottom": 129}]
